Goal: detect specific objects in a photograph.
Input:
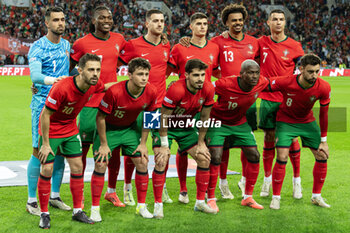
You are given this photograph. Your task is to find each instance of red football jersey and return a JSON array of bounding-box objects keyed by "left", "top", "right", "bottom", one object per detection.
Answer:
[
  {"left": 211, "top": 34, "right": 258, "bottom": 77},
  {"left": 269, "top": 75, "right": 331, "bottom": 124},
  {"left": 163, "top": 79, "right": 215, "bottom": 122},
  {"left": 71, "top": 32, "right": 126, "bottom": 107},
  {"left": 119, "top": 36, "right": 170, "bottom": 108},
  {"left": 258, "top": 36, "right": 304, "bottom": 102},
  {"left": 99, "top": 80, "right": 157, "bottom": 127},
  {"left": 168, "top": 41, "right": 219, "bottom": 81},
  {"left": 39, "top": 76, "right": 104, "bottom": 138},
  {"left": 211, "top": 76, "right": 269, "bottom": 126}
]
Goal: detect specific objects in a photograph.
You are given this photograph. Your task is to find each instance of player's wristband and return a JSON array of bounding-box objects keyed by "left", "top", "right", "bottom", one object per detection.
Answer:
[
  {"left": 321, "top": 136, "right": 327, "bottom": 142},
  {"left": 44, "top": 76, "right": 56, "bottom": 85},
  {"left": 160, "top": 136, "right": 169, "bottom": 147}
]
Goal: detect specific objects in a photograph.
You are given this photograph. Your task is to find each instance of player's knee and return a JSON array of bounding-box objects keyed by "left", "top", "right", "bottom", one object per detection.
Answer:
[
  {"left": 94, "top": 162, "right": 107, "bottom": 173},
  {"left": 244, "top": 149, "right": 260, "bottom": 162},
  {"left": 69, "top": 160, "right": 83, "bottom": 174},
  {"left": 276, "top": 151, "right": 288, "bottom": 162},
  {"left": 154, "top": 163, "right": 166, "bottom": 172},
  {"left": 41, "top": 164, "right": 53, "bottom": 176},
  {"left": 133, "top": 158, "right": 148, "bottom": 172},
  {"left": 197, "top": 160, "right": 210, "bottom": 168},
  {"left": 264, "top": 130, "right": 275, "bottom": 142}
]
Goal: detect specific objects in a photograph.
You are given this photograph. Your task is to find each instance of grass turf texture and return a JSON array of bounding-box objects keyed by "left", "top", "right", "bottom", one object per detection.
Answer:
[{"left": 0, "top": 76, "right": 349, "bottom": 232}]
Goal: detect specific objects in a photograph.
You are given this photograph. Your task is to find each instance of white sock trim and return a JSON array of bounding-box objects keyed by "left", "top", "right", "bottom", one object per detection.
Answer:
[
  {"left": 50, "top": 192, "right": 60, "bottom": 199},
  {"left": 219, "top": 179, "right": 228, "bottom": 185},
  {"left": 28, "top": 197, "right": 37, "bottom": 203},
  {"left": 312, "top": 193, "right": 321, "bottom": 198},
  {"left": 73, "top": 208, "right": 82, "bottom": 214},
  {"left": 293, "top": 177, "right": 301, "bottom": 183},
  {"left": 124, "top": 183, "right": 132, "bottom": 191},
  {"left": 264, "top": 175, "right": 272, "bottom": 182},
  {"left": 243, "top": 195, "right": 252, "bottom": 200},
  {"left": 272, "top": 195, "right": 281, "bottom": 199},
  {"left": 107, "top": 188, "right": 116, "bottom": 193}
]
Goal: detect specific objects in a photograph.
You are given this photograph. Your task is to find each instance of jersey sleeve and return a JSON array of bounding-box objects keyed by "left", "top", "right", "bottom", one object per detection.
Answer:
[
  {"left": 99, "top": 88, "right": 114, "bottom": 115},
  {"left": 70, "top": 39, "right": 84, "bottom": 62},
  {"left": 203, "top": 83, "right": 215, "bottom": 107},
  {"left": 119, "top": 40, "right": 135, "bottom": 65},
  {"left": 293, "top": 42, "right": 304, "bottom": 63},
  {"left": 45, "top": 83, "right": 64, "bottom": 111},
  {"left": 319, "top": 81, "right": 331, "bottom": 106},
  {"left": 145, "top": 86, "right": 158, "bottom": 112},
  {"left": 168, "top": 46, "right": 179, "bottom": 69},
  {"left": 28, "top": 42, "right": 46, "bottom": 84},
  {"left": 213, "top": 78, "right": 226, "bottom": 97},
  {"left": 95, "top": 80, "right": 105, "bottom": 93},
  {"left": 268, "top": 76, "right": 286, "bottom": 92},
  {"left": 163, "top": 83, "right": 182, "bottom": 109}
]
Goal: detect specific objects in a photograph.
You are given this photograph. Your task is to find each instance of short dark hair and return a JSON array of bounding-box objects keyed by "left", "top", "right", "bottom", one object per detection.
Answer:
[
  {"left": 146, "top": 9, "right": 164, "bottom": 21},
  {"left": 185, "top": 59, "right": 208, "bottom": 74},
  {"left": 45, "top": 6, "right": 64, "bottom": 21},
  {"left": 300, "top": 54, "right": 321, "bottom": 67},
  {"left": 190, "top": 12, "right": 208, "bottom": 24},
  {"left": 269, "top": 9, "right": 285, "bottom": 18},
  {"left": 221, "top": 4, "right": 248, "bottom": 25},
  {"left": 78, "top": 53, "right": 101, "bottom": 69},
  {"left": 128, "top": 58, "right": 151, "bottom": 74},
  {"left": 89, "top": 5, "right": 112, "bottom": 32}
]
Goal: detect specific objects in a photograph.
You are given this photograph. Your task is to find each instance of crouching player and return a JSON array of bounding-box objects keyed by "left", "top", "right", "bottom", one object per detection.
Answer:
[
  {"left": 37, "top": 54, "right": 113, "bottom": 228},
  {"left": 206, "top": 60, "right": 269, "bottom": 211},
  {"left": 269, "top": 54, "right": 331, "bottom": 209},
  {"left": 153, "top": 59, "right": 217, "bottom": 216},
  {"left": 91, "top": 58, "right": 158, "bottom": 220}
]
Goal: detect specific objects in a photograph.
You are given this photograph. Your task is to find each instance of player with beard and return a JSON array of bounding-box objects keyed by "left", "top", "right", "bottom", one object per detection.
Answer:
[
  {"left": 118, "top": 9, "right": 172, "bottom": 206},
  {"left": 154, "top": 59, "right": 217, "bottom": 216},
  {"left": 268, "top": 54, "right": 331, "bottom": 209},
  {"left": 258, "top": 9, "right": 305, "bottom": 198},
  {"left": 27, "top": 6, "right": 70, "bottom": 216},
  {"left": 70, "top": 5, "right": 126, "bottom": 208}
]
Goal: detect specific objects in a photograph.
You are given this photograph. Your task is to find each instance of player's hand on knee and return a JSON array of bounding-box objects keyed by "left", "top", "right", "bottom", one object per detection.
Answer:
[
  {"left": 96, "top": 145, "right": 111, "bottom": 164},
  {"left": 155, "top": 147, "right": 170, "bottom": 167},
  {"left": 195, "top": 144, "right": 211, "bottom": 161},
  {"left": 179, "top": 36, "right": 191, "bottom": 47},
  {"left": 133, "top": 144, "right": 149, "bottom": 163},
  {"left": 38, "top": 145, "right": 54, "bottom": 164},
  {"left": 317, "top": 142, "right": 329, "bottom": 159}
]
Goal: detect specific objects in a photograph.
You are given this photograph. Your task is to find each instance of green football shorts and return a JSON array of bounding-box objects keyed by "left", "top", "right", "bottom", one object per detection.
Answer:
[
  {"left": 39, "top": 134, "right": 82, "bottom": 164},
  {"left": 246, "top": 102, "right": 257, "bottom": 131},
  {"left": 152, "top": 128, "right": 198, "bottom": 153},
  {"left": 92, "top": 123, "right": 141, "bottom": 161},
  {"left": 78, "top": 107, "right": 98, "bottom": 143},
  {"left": 275, "top": 121, "right": 321, "bottom": 150},
  {"left": 258, "top": 99, "right": 281, "bottom": 129},
  {"left": 206, "top": 122, "right": 257, "bottom": 148}
]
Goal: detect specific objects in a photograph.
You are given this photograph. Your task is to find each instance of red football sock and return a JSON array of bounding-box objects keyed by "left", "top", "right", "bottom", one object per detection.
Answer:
[
  {"left": 208, "top": 163, "right": 220, "bottom": 199},
  {"left": 107, "top": 147, "right": 121, "bottom": 189},
  {"left": 124, "top": 156, "right": 135, "bottom": 184},
  {"left": 220, "top": 149, "right": 229, "bottom": 179},
  {"left": 38, "top": 174, "right": 51, "bottom": 212},
  {"left": 289, "top": 140, "right": 301, "bottom": 178},
  {"left": 135, "top": 170, "right": 149, "bottom": 203},
  {"left": 195, "top": 167, "right": 210, "bottom": 200},
  {"left": 81, "top": 143, "right": 91, "bottom": 175},
  {"left": 152, "top": 169, "right": 165, "bottom": 203},
  {"left": 245, "top": 160, "right": 260, "bottom": 195},
  {"left": 263, "top": 141, "right": 275, "bottom": 177},
  {"left": 176, "top": 151, "right": 188, "bottom": 192},
  {"left": 164, "top": 161, "right": 169, "bottom": 177},
  {"left": 241, "top": 150, "right": 248, "bottom": 177},
  {"left": 313, "top": 160, "right": 327, "bottom": 194},
  {"left": 272, "top": 160, "right": 287, "bottom": 196},
  {"left": 91, "top": 170, "right": 105, "bottom": 206},
  {"left": 70, "top": 173, "right": 84, "bottom": 209}
]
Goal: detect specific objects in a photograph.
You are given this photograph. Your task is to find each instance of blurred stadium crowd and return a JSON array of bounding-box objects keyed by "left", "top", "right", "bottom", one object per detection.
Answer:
[{"left": 0, "top": 0, "right": 349, "bottom": 68}]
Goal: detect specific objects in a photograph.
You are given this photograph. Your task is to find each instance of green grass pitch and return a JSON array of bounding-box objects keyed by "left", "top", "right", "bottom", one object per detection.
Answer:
[{"left": 0, "top": 75, "right": 349, "bottom": 232}]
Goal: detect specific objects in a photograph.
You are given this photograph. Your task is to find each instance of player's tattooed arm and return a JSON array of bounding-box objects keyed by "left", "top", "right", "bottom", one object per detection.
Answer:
[
  {"left": 196, "top": 106, "right": 212, "bottom": 161},
  {"left": 95, "top": 111, "right": 111, "bottom": 163},
  {"left": 38, "top": 107, "right": 55, "bottom": 164}
]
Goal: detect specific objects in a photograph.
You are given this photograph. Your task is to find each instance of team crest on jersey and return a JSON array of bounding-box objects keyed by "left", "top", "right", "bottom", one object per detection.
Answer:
[
  {"left": 254, "top": 92, "right": 259, "bottom": 99},
  {"left": 310, "top": 95, "right": 316, "bottom": 102},
  {"left": 163, "top": 51, "right": 168, "bottom": 61},
  {"left": 142, "top": 103, "right": 148, "bottom": 109},
  {"left": 247, "top": 44, "right": 254, "bottom": 55},
  {"left": 282, "top": 49, "right": 290, "bottom": 60},
  {"left": 209, "top": 54, "right": 214, "bottom": 64},
  {"left": 8, "top": 37, "right": 21, "bottom": 53},
  {"left": 199, "top": 98, "right": 204, "bottom": 105},
  {"left": 115, "top": 44, "right": 120, "bottom": 52}
]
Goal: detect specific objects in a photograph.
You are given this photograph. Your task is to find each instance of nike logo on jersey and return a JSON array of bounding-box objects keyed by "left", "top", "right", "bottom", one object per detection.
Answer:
[
  {"left": 91, "top": 49, "right": 100, "bottom": 53},
  {"left": 186, "top": 55, "right": 194, "bottom": 59},
  {"left": 117, "top": 106, "right": 126, "bottom": 109},
  {"left": 263, "top": 47, "right": 269, "bottom": 50},
  {"left": 68, "top": 101, "right": 77, "bottom": 105},
  {"left": 287, "top": 93, "right": 296, "bottom": 96},
  {"left": 180, "top": 101, "right": 187, "bottom": 105},
  {"left": 141, "top": 53, "right": 149, "bottom": 57},
  {"left": 223, "top": 45, "right": 232, "bottom": 48},
  {"left": 230, "top": 97, "right": 238, "bottom": 99}
]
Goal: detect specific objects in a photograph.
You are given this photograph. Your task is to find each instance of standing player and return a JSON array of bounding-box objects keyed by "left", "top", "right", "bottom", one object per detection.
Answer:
[
  {"left": 210, "top": 4, "right": 259, "bottom": 199},
  {"left": 118, "top": 9, "right": 172, "bottom": 205},
  {"left": 167, "top": 12, "right": 220, "bottom": 203},
  {"left": 258, "top": 9, "right": 305, "bottom": 198},
  {"left": 37, "top": 54, "right": 109, "bottom": 228},
  {"left": 91, "top": 58, "right": 157, "bottom": 220},
  {"left": 70, "top": 5, "right": 126, "bottom": 207},
  {"left": 206, "top": 60, "right": 267, "bottom": 211},
  {"left": 27, "top": 6, "right": 70, "bottom": 216},
  {"left": 269, "top": 54, "right": 331, "bottom": 209},
  {"left": 154, "top": 59, "right": 217, "bottom": 215}
]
